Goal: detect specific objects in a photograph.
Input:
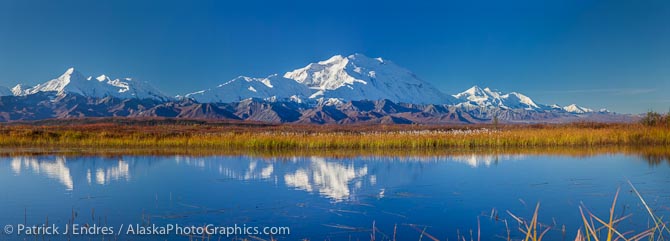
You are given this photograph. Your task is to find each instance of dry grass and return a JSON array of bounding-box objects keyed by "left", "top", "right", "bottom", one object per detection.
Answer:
[
  {"left": 0, "top": 122, "right": 668, "bottom": 151},
  {"left": 493, "top": 182, "right": 668, "bottom": 241},
  {"left": 365, "top": 183, "right": 669, "bottom": 241}
]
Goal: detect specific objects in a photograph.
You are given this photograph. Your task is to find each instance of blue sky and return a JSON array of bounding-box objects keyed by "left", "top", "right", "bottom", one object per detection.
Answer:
[{"left": 0, "top": 0, "right": 668, "bottom": 113}]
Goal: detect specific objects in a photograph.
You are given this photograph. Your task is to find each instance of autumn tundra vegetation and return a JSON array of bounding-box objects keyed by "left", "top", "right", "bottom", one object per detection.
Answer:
[{"left": 0, "top": 112, "right": 667, "bottom": 153}]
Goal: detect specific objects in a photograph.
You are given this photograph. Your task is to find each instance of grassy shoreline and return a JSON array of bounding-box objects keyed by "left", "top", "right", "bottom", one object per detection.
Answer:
[{"left": 0, "top": 122, "right": 668, "bottom": 150}]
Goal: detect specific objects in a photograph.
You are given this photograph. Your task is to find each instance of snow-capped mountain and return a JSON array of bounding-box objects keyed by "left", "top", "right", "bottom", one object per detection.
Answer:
[
  {"left": 10, "top": 85, "right": 25, "bottom": 96},
  {"left": 450, "top": 86, "right": 604, "bottom": 114},
  {"left": 186, "top": 54, "right": 456, "bottom": 104},
  {"left": 562, "top": 104, "right": 594, "bottom": 114},
  {"left": 0, "top": 54, "right": 619, "bottom": 123},
  {"left": 284, "top": 54, "right": 455, "bottom": 104},
  {"left": 12, "top": 68, "right": 170, "bottom": 101},
  {"left": 183, "top": 54, "right": 601, "bottom": 113},
  {"left": 0, "top": 86, "right": 11, "bottom": 96},
  {"left": 184, "top": 74, "right": 311, "bottom": 103},
  {"left": 548, "top": 104, "right": 563, "bottom": 110},
  {"left": 453, "top": 86, "right": 541, "bottom": 110}
]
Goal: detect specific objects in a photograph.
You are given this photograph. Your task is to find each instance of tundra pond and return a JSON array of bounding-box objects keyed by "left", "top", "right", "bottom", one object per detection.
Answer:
[{"left": 0, "top": 153, "right": 668, "bottom": 240}]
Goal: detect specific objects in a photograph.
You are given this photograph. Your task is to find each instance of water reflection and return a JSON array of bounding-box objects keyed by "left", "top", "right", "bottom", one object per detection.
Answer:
[
  {"left": 4, "top": 153, "right": 666, "bottom": 202},
  {"left": 92, "top": 160, "right": 130, "bottom": 185},
  {"left": 11, "top": 156, "right": 74, "bottom": 190},
  {"left": 640, "top": 153, "right": 670, "bottom": 166},
  {"left": 214, "top": 159, "right": 276, "bottom": 181},
  {"left": 0, "top": 153, "right": 668, "bottom": 241},
  {"left": 449, "top": 154, "right": 522, "bottom": 167},
  {"left": 9, "top": 156, "right": 131, "bottom": 191},
  {"left": 284, "top": 157, "right": 368, "bottom": 201},
  {"left": 177, "top": 156, "right": 371, "bottom": 202},
  {"left": 174, "top": 154, "right": 520, "bottom": 202}
]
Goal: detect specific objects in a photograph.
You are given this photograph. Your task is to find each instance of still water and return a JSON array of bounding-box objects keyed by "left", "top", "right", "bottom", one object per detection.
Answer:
[{"left": 0, "top": 153, "right": 668, "bottom": 240}]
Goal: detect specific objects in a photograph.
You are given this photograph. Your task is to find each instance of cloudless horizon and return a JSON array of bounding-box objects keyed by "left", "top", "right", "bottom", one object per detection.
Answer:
[{"left": 1, "top": 0, "right": 668, "bottom": 113}]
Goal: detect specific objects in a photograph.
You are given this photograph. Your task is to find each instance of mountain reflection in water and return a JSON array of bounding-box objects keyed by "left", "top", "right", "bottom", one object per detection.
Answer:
[
  {"left": 7, "top": 154, "right": 523, "bottom": 199},
  {"left": 175, "top": 154, "right": 520, "bottom": 202},
  {"left": 10, "top": 156, "right": 131, "bottom": 191},
  {"left": 0, "top": 153, "right": 668, "bottom": 241}
]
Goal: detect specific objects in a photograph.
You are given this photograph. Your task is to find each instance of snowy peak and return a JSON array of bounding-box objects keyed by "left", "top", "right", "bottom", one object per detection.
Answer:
[
  {"left": 453, "top": 86, "right": 540, "bottom": 110},
  {"left": 281, "top": 53, "right": 455, "bottom": 104},
  {"left": 184, "top": 74, "right": 311, "bottom": 103},
  {"left": 504, "top": 92, "right": 540, "bottom": 109},
  {"left": 563, "top": 104, "right": 593, "bottom": 114},
  {"left": 452, "top": 86, "right": 604, "bottom": 112},
  {"left": 187, "top": 53, "right": 455, "bottom": 104},
  {"left": 549, "top": 104, "right": 562, "bottom": 109},
  {"left": 13, "top": 68, "right": 170, "bottom": 101},
  {"left": 95, "top": 74, "right": 110, "bottom": 82},
  {"left": 284, "top": 54, "right": 362, "bottom": 89},
  {"left": 17, "top": 67, "right": 89, "bottom": 96},
  {"left": 453, "top": 85, "right": 488, "bottom": 102},
  {"left": 60, "top": 67, "right": 83, "bottom": 81},
  {"left": 11, "top": 84, "right": 25, "bottom": 96}
]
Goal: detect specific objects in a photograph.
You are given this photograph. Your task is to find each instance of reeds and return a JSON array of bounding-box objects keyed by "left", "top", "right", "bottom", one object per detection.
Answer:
[
  {"left": 507, "top": 182, "right": 669, "bottom": 241},
  {"left": 0, "top": 122, "right": 668, "bottom": 150},
  {"left": 327, "top": 182, "right": 669, "bottom": 241},
  {"left": 575, "top": 182, "right": 670, "bottom": 241}
]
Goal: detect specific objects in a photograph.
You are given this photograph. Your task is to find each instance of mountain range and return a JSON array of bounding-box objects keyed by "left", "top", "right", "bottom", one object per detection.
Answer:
[
  {"left": 0, "top": 54, "right": 632, "bottom": 124},
  {"left": 183, "top": 54, "right": 455, "bottom": 104}
]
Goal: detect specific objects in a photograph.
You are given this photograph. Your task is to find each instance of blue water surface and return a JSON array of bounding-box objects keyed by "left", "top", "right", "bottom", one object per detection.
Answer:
[{"left": 0, "top": 153, "right": 668, "bottom": 241}]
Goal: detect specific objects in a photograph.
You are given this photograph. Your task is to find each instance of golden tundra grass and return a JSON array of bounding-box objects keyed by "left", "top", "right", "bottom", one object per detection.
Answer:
[{"left": 0, "top": 122, "right": 668, "bottom": 150}]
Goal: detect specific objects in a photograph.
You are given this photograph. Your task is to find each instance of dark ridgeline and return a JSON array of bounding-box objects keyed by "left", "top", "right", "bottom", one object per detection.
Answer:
[{"left": 0, "top": 93, "right": 634, "bottom": 124}]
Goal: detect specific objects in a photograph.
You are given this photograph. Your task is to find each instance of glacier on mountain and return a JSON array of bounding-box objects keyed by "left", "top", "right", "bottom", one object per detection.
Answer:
[
  {"left": 562, "top": 104, "right": 594, "bottom": 114},
  {"left": 11, "top": 68, "right": 170, "bottom": 101},
  {"left": 183, "top": 74, "right": 311, "bottom": 103},
  {"left": 184, "top": 53, "right": 595, "bottom": 112},
  {"left": 2, "top": 55, "right": 601, "bottom": 114},
  {"left": 452, "top": 85, "right": 541, "bottom": 110},
  {"left": 186, "top": 54, "right": 456, "bottom": 105}
]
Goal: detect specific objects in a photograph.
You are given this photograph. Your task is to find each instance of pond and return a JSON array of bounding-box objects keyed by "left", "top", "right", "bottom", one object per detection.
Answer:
[{"left": 0, "top": 153, "right": 668, "bottom": 240}]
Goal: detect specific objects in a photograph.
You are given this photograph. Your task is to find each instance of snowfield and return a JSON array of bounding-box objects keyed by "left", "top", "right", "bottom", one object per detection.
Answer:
[{"left": 0, "top": 54, "right": 599, "bottom": 113}]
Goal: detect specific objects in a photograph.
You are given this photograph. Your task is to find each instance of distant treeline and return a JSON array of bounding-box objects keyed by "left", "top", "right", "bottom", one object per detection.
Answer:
[{"left": 641, "top": 111, "right": 670, "bottom": 127}]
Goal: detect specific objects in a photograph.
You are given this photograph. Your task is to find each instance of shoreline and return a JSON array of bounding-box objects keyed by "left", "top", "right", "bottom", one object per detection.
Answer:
[{"left": 0, "top": 143, "right": 668, "bottom": 165}]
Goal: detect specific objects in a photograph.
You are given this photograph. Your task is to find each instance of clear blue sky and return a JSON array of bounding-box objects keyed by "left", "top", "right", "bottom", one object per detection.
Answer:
[{"left": 0, "top": 0, "right": 668, "bottom": 113}]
